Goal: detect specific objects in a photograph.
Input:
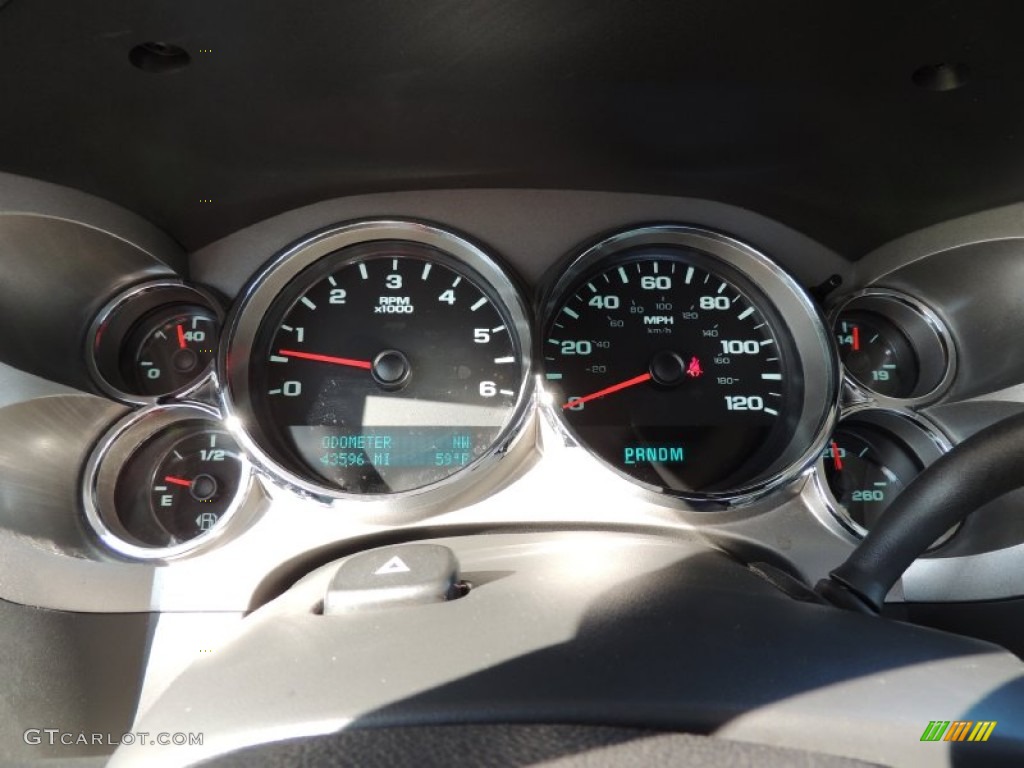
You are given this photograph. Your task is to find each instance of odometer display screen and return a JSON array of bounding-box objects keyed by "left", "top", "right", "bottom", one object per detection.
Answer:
[
  {"left": 544, "top": 247, "right": 804, "bottom": 494},
  {"left": 250, "top": 240, "right": 525, "bottom": 494}
]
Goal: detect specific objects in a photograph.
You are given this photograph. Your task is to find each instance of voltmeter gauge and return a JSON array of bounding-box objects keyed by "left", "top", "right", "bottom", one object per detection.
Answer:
[
  {"left": 834, "top": 311, "right": 918, "bottom": 398},
  {"left": 830, "top": 290, "right": 955, "bottom": 406},
  {"left": 83, "top": 407, "right": 252, "bottom": 560}
]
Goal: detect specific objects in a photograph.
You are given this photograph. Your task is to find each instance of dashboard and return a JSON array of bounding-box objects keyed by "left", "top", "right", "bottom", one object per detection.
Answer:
[
  {"left": 5, "top": 182, "right": 1023, "bottom": 615},
  {"left": 3, "top": 179, "right": 1024, "bottom": 765},
  {"left": 5, "top": 3, "right": 1024, "bottom": 764}
]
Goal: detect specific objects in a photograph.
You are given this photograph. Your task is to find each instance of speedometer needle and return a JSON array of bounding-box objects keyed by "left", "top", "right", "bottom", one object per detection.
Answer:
[
  {"left": 563, "top": 372, "right": 652, "bottom": 410},
  {"left": 277, "top": 349, "right": 373, "bottom": 370},
  {"left": 177, "top": 324, "right": 187, "bottom": 349}
]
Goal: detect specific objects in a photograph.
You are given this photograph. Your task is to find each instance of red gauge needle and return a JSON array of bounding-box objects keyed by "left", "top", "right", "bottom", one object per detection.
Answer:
[
  {"left": 277, "top": 349, "right": 373, "bottom": 370},
  {"left": 852, "top": 325, "right": 860, "bottom": 352},
  {"left": 176, "top": 324, "right": 187, "bottom": 349},
  {"left": 164, "top": 476, "right": 192, "bottom": 488},
  {"left": 830, "top": 441, "right": 843, "bottom": 471},
  {"left": 563, "top": 372, "right": 653, "bottom": 410}
]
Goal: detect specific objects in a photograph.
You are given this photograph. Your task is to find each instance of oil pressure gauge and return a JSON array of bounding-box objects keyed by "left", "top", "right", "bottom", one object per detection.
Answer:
[
  {"left": 88, "top": 281, "right": 224, "bottom": 403},
  {"left": 126, "top": 305, "right": 219, "bottom": 396},
  {"left": 83, "top": 405, "right": 252, "bottom": 559}
]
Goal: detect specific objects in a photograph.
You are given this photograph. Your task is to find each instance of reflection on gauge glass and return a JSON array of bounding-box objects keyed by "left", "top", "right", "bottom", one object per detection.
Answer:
[
  {"left": 820, "top": 414, "right": 956, "bottom": 549},
  {"left": 542, "top": 226, "right": 837, "bottom": 501},
  {"left": 230, "top": 225, "right": 532, "bottom": 497},
  {"left": 124, "top": 306, "right": 219, "bottom": 396},
  {"left": 834, "top": 311, "right": 917, "bottom": 398},
  {"left": 113, "top": 424, "right": 245, "bottom": 548}
]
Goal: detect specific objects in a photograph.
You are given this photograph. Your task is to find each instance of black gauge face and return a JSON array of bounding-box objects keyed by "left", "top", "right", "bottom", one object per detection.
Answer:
[
  {"left": 544, "top": 249, "right": 803, "bottom": 494},
  {"left": 113, "top": 423, "right": 244, "bottom": 548},
  {"left": 125, "top": 306, "right": 219, "bottom": 395},
  {"left": 251, "top": 242, "right": 524, "bottom": 494},
  {"left": 821, "top": 427, "right": 916, "bottom": 530},
  {"left": 149, "top": 429, "right": 244, "bottom": 540},
  {"left": 821, "top": 418, "right": 956, "bottom": 548},
  {"left": 835, "top": 311, "right": 918, "bottom": 398}
]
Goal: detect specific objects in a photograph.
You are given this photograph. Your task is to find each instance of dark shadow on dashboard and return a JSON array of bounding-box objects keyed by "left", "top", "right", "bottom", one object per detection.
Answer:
[{"left": 332, "top": 552, "right": 1017, "bottom": 748}]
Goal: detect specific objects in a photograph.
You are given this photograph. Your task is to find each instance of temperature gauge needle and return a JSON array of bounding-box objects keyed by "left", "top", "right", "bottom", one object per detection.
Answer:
[
  {"left": 164, "top": 475, "right": 193, "bottom": 488},
  {"left": 177, "top": 324, "right": 187, "bottom": 349},
  {"left": 277, "top": 349, "right": 373, "bottom": 370},
  {"left": 830, "top": 441, "right": 843, "bottom": 471},
  {"left": 563, "top": 372, "right": 652, "bottom": 409}
]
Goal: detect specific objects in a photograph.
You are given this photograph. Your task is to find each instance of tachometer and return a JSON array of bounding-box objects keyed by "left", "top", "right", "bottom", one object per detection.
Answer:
[
  {"left": 541, "top": 226, "right": 838, "bottom": 503},
  {"left": 222, "top": 221, "right": 533, "bottom": 498}
]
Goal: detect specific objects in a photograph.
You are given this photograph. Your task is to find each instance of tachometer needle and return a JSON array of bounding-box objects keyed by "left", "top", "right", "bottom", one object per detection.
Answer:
[
  {"left": 177, "top": 323, "right": 187, "bottom": 349},
  {"left": 277, "top": 349, "right": 373, "bottom": 370},
  {"left": 563, "top": 372, "right": 652, "bottom": 410},
  {"left": 830, "top": 441, "right": 843, "bottom": 471},
  {"left": 164, "top": 475, "right": 192, "bottom": 488}
]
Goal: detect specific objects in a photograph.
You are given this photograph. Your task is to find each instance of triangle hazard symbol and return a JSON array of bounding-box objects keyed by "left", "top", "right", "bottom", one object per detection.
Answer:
[{"left": 374, "top": 556, "right": 411, "bottom": 575}]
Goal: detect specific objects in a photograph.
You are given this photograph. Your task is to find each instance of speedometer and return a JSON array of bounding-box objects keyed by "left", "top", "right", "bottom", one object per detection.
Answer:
[
  {"left": 541, "top": 226, "right": 838, "bottom": 503},
  {"left": 222, "top": 221, "right": 533, "bottom": 499}
]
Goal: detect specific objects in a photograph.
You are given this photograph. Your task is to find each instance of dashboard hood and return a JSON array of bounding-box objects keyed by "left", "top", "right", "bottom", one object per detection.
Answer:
[{"left": 2, "top": 0, "right": 1023, "bottom": 255}]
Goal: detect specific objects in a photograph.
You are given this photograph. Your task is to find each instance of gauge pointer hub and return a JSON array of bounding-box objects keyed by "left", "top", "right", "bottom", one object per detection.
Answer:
[{"left": 371, "top": 349, "right": 411, "bottom": 390}]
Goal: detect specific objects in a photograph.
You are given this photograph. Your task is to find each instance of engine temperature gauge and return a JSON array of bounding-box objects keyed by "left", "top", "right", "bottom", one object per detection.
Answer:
[
  {"left": 822, "top": 426, "right": 915, "bottom": 531},
  {"left": 820, "top": 412, "right": 956, "bottom": 549}
]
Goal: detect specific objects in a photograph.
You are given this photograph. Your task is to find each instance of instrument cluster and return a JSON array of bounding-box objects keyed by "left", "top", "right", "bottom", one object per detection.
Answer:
[{"left": 81, "top": 219, "right": 958, "bottom": 561}]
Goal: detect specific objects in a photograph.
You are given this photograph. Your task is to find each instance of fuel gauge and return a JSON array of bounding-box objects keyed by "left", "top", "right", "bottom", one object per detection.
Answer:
[
  {"left": 149, "top": 429, "right": 244, "bottom": 542},
  {"left": 84, "top": 406, "right": 252, "bottom": 560}
]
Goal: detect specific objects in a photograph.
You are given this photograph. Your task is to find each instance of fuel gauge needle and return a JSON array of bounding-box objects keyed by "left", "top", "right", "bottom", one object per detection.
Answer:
[
  {"left": 164, "top": 476, "right": 192, "bottom": 488},
  {"left": 563, "top": 372, "right": 652, "bottom": 409}
]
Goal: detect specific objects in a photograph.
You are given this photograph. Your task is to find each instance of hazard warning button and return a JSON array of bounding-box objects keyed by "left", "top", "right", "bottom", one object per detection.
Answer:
[{"left": 323, "top": 544, "right": 463, "bottom": 614}]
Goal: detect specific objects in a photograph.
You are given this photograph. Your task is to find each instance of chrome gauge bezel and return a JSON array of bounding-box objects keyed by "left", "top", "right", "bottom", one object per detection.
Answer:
[
  {"left": 829, "top": 288, "right": 957, "bottom": 409},
  {"left": 82, "top": 403, "right": 254, "bottom": 561},
  {"left": 812, "top": 405, "right": 958, "bottom": 550},
  {"left": 86, "top": 279, "right": 225, "bottom": 405},
  {"left": 219, "top": 220, "right": 535, "bottom": 508},
  {"left": 538, "top": 224, "right": 841, "bottom": 508}
]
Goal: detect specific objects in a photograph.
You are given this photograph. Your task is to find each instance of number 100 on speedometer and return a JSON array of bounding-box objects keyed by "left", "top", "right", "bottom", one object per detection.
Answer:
[{"left": 542, "top": 226, "right": 837, "bottom": 502}]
